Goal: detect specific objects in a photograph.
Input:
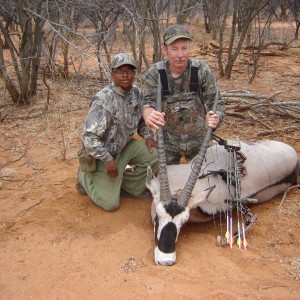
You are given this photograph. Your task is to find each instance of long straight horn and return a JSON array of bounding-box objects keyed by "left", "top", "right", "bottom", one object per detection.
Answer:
[
  {"left": 178, "top": 92, "right": 220, "bottom": 206},
  {"left": 156, "top": 73, "right": 172, "bottom": 203}
]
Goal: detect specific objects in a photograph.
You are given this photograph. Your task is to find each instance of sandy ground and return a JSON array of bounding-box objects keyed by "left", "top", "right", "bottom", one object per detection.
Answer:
[{"left": 1, "top": 24, "right": 300, "bottom": 300}]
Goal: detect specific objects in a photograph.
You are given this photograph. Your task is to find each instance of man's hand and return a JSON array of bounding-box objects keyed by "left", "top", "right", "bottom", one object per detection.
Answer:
[
  {"left": 145, "top": 138, "right": 157, "bottom": 153},
  {"left": 105, "top": 160, "right": 118, "bottom": 178},
  {"left": 143, "top": 107, "right": 165, "bottom": 130},
  {"left": 206, "top": 111, "right": 219, "bottom": 129}
]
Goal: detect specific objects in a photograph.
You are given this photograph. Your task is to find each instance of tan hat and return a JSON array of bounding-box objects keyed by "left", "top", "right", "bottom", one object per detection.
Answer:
[
  {"left": 163, "top": 24, "right": 191, "bottom": 45},
  {"left": 111, "top": 53, "right": 137, "bottom": 69}
]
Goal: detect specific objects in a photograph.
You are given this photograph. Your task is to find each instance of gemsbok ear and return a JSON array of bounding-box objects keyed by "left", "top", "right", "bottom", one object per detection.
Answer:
[
  {"left": 187, "top": 185, "right": 216, "bottom": 209},
  {"left": 146, "top": 166, "right": 160, "bottom": 204},
  {"left": 146, "top": 165, "right": 153, "bottom": 184}
]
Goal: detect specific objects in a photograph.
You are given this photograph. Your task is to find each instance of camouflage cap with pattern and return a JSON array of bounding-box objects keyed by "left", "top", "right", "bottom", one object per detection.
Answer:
[
  {"left": 111, "top": 53, "right": 137, "bottom": 69},
  {"left": 163, "top": 24, "right": 191, "bottom": 45}
]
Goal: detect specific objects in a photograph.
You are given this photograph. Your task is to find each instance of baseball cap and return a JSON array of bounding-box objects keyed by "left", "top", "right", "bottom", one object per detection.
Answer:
[
  {"left": 111, "top": 53, "right": 137, "bottom": 69},
  {"left": 163, "top": 24, "right": 191, "bottom": 45}
]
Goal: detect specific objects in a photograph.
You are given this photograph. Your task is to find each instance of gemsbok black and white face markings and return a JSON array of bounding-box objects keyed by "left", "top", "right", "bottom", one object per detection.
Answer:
[
  {"left": 146, "top": 139, "right": 299, "bottom": 266},
  {"left": 152, "top": 195, "right": 190, "bottom": 265}
]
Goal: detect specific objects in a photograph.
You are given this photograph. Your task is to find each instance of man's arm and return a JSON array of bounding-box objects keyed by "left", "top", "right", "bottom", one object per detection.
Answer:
[
  {"left": 142, "top": 66, "right": 166, "bottom": 129},
  {"left": 200, "top": 64, "right": 225, "bottom": 128},
  {"left": 82, "top": 98, "right": 113, "bottom": 164},
  {"left": 82, "top": 101, "right": 121, "bottom": 178}
]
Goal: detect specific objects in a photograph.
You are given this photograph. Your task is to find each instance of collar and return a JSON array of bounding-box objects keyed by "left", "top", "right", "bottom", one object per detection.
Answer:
[{"left": 112, "top": 83, "right": 133, "bottom": 97}]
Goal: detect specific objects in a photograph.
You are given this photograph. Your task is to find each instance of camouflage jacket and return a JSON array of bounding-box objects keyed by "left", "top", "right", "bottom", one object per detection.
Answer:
[
  {"left": 143, "top": 58, "right": 225, "bottom": 155},
  {"left": 82, "top": 84, "right": 154, "bottom": 163}
]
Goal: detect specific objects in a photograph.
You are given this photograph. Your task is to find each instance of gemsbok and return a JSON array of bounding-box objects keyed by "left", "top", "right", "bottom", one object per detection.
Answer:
[{"left": 146, "top": 136, "right": 299, "bottom": 266}]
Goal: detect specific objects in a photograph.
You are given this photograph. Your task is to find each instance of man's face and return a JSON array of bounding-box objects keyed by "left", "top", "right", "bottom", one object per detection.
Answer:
[
  {"left": 111, "top": 65, "right": 136, "bottom": 91},
  {"left": 163, "top": 38, "right": 190, "bottom": 69}
]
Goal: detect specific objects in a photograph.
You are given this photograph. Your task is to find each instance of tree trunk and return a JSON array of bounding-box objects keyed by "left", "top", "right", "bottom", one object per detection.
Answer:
[
  {"left": 29, "top": 1, "right": 45, "bottom": 95},
  {"left": 148, "top": 0, "right": 161, "bottom": 63},
  {"left": 62, "top": 41, "right": 69, "bottom": 79},
  {"left": 0, "top": 34, "right": 20, "bottom": 102},
  {"left": 203, "top": 1, "right": 211, "bottom": 33},
  {"left": 295, "top": 22, "right": 299, "bottom": 39},
  {"left": 280, "top": 1, "right": 288, "bottom": 20},
  {"left": 18, "top": 13, "right": 32, "bottom": 103},
  {"left": 225, "top": 0, "right": 238, "bottom": 79},
  {"left": 139, "top": 17, "right": 149, "bottom": 70},
  {"left": 0, "top": 20, "right": 22, "bottom": 84},
  {"left": 218, "top": 0, "right": 230, "bottom": 77}
]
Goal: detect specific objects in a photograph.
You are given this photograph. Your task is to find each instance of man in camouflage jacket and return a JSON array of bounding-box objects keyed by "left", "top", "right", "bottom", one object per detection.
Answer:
[
  {"left": 143, "top": 24, "right": 225, "bottom": 164},
  {"left": 77, "top": 53, "right": 158, "bottom": 211}
]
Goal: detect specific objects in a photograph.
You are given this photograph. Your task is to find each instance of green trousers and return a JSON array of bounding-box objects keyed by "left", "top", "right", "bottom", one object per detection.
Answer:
[{"left": 78, "top": 139, "right": 158, "bottom": 211}]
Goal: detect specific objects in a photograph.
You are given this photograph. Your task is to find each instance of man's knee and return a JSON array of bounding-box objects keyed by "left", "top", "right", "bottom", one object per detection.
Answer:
[{"left": 90, "top": 194, "right": 120, "bottom": 212}]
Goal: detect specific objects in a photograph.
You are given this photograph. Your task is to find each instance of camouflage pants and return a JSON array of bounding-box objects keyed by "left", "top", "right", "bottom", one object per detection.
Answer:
[
  {"left": 78, "top": 139, "right": 158, "bottom": 211},
  {"left": 163, "top": 139, "right": 201, "bottom": 164},
  {"left": 165, "top": 147, "right": 200, "bottom": 164}
]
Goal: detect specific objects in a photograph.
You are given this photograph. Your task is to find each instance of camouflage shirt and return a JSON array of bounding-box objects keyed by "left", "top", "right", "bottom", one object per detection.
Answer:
[
  {"left": 143, "top": 58, "right": 225, "bottom": 156},
  {"left": 82, "top": 84, "right": 154, "bottom": 163}
]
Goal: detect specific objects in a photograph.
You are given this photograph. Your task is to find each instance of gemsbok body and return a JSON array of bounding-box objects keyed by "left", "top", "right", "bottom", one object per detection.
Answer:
[{"left": 146, "top": 139, "right": 299, "bottom": 266}]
